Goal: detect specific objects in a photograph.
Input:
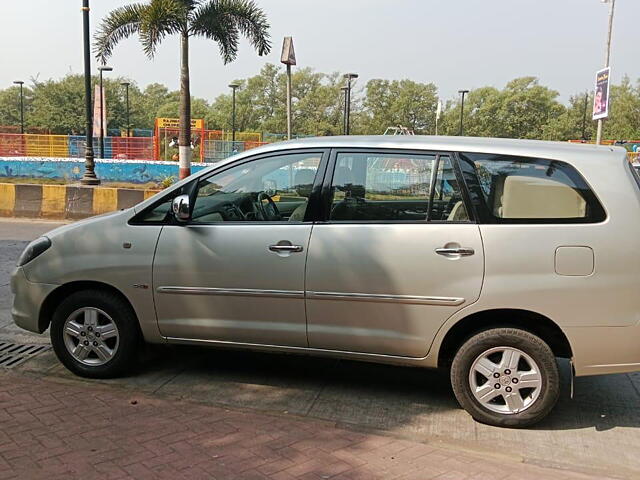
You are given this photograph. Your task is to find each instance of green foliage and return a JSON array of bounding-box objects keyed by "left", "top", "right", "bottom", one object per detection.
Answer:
[
  {"left": 2, "top": 70, "right": 640, "bottom": 141},
  {"left": 0, "top": 85, "right": 32, "bottom": 129},
  {"left": 361, "top": 79, "right": 438, "bottom": 134}
]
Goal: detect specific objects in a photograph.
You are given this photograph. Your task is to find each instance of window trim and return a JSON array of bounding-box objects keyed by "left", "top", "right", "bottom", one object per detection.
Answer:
[
  {"left": 456, "top": 151, "right": 608, "bottom": 225},
  {"left": 129, "top": 148, "right": 330, "bottom": 226},
  {"left": 318, "top": 148, "right": 475, "bottom": 225}
]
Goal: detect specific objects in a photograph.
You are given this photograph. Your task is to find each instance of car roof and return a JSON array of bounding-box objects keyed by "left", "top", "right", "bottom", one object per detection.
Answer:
[{"left": 249, "top": 135, "right": 625, "bottom": 165}]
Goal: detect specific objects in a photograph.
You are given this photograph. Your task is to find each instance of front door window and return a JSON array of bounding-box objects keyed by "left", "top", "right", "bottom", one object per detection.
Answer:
[{"left": 192, "top": 153, "right": 321, "bottom": 223}]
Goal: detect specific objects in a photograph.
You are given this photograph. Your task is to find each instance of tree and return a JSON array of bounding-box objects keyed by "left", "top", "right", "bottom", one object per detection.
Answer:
[
  {"left": 0, "top": 85, "right": 32, "bottom": 131},
  {"left": 94, "top": 0, "right": 271, "bottom": 178},
  {"left": 603, "top": 76, "right": 640, "bottom": 140},
  {"left": 361, "top": 79, "right": 439, "bottom": 135},
  {"left": 542, "top": 92, "right": 593, "bottom": 141},
  {"left": 439, "top": 77, "right": 565, "bottom": 139}
]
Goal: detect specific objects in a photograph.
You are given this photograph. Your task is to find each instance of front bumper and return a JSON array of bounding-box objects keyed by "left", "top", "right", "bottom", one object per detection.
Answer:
[{"left": 11, "top": 267, "right": 58, "bottom": 334}]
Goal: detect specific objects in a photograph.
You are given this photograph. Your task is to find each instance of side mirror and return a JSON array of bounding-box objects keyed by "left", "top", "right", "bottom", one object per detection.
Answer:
[{"left": 172, "top": 194, "right": 191, "bottom": 222}]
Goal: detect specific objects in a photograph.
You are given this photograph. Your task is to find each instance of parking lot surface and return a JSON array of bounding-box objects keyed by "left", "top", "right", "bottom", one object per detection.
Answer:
[{"left": 1, "top": 220, "right": 639, "bottom": 479}]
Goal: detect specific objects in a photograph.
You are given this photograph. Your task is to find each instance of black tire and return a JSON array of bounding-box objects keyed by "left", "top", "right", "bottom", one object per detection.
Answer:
[
  {"left": 50, "top": 290, "right": 140, "bottom": 379},
  {"left": 450, "top": 328, "right": 560, "bottom": 428}
]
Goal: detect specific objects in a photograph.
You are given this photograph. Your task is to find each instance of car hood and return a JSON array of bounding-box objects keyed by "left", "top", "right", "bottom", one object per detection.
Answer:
[{"left": 43, "top": 209, "right": 129, "bottom": 240}]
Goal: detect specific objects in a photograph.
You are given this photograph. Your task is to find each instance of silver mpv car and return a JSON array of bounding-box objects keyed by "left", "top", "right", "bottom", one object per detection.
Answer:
[{"left": 12, "top": 136, "right": 640, "bottom": 428}]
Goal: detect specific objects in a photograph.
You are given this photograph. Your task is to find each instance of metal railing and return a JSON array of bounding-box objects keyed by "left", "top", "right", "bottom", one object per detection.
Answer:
[
  {"left": 0, "top": 134, "right": 70, "bottom": 158},
  {"left": 203, "top": 140, "right": 266, "bottom": 162},
  {"left": 67, "top": 136, "right": 155, "bottom": 160}
]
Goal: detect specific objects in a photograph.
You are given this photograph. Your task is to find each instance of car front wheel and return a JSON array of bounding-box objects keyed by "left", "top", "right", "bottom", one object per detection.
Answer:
[
  {"left": 450, "top": 328, "right": 560, "bottom": 428},
  {"left": 50, "top": 290, "right": 139, "bottom": 378}
]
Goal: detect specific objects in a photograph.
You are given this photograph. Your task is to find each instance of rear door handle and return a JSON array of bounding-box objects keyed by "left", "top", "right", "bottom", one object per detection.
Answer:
[
  {"left": 269, "top": 245, "right": 304, "bottom": 253},
  {"left": 435, "top": 247, "right": 475, "bottom": 257}
]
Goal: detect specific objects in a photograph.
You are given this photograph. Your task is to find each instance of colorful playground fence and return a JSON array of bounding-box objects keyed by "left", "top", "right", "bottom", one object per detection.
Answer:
[{"left": 0, "top": 133, "right": 266, "bottom": 163}]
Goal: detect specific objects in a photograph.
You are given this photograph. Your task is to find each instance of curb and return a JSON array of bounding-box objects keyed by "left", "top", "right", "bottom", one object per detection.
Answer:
[{"left": 0, "top": 183, "right": 159, "bottom": 220}]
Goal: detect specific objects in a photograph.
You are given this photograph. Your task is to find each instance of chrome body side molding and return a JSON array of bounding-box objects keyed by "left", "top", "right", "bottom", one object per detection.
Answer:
[
  {"left": 157, "top": 286, "right": 304, "bottom": 299},
  {"left": 158, "top": 286, "right": 465, "bottom": 306},
  {"left": 306, "top": 291, "right": 465, "bottom": 306}
]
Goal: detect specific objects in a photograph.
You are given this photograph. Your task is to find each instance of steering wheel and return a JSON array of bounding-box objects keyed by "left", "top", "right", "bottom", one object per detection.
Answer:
[{"left": 256, "top": 192, "right": 281, "bottom": 221}]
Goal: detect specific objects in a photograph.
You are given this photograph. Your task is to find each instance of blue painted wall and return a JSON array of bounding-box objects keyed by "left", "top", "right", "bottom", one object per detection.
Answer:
[{"left": 0, "top": 157, "right": 215, "bottom": 184}]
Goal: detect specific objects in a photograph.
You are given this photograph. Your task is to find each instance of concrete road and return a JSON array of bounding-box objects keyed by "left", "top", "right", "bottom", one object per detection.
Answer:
[{"left": 1, "top": 219, "right": 639, "bottom": 478}]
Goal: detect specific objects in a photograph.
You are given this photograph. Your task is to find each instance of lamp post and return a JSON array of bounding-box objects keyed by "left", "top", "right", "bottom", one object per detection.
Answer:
[
  {"left": 13, "top": 81, "right": 24, "bottom": 134},
  {"left": 98, "top": 66, "right": 113, "bottom": 159},
  {"left": 229, "top": 82, "right": 240, "bottom": 143},
  {"left": 343, "top": 73, "right": 358, "bottom": 135},
  {"left": 280, "top": 37, "right": 297, "bottom": 140},
  {"left": 341, "top": 86, "right": 349, "bottom": 135},
  {"left": 81, "top": 0, "right": 99, "bottom": 185},
  {"left": 458, "top": 89, "right": 469, "bottom": 136},
  {"left": 582, "top": 92, "right": 589, "bottom": 141},
  {"left": 121, "top": 82, "right": 130, "bottom": 138},
  {"left": 596, "top": 0, "right": 616, "bottom": 145}
]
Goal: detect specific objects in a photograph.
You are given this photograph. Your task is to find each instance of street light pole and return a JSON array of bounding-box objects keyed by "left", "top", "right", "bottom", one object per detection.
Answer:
[
  {"left": 582, "top": 92, "right": 589, "bottom": 141},
  {"left": 81, "top": 0, "right": 99, "bottom": 185},
  {"left": 13, "top": 81, "right": 24, "bottom": 134},
  {"left": 229, "top": 82, "right": 240, "bottom": 143},
  {"left": 343, "top": 73, "right": 358, "bottom": 135},
  {"left": 98, "top": 66, "right": 113, "bottom": 159},
  {"left": 596, "top": 0, "right": 616, "bottom": 145},
  {"left": 121, "top": 82, "right": 130, "bottom": 138},
  {"left": 458, "top": 89, "right": 469, "bottom": 136},
  {"left": 280, "top": 37, "right": 297, "bottom": 141},
  {"left": 341, "top": 86, "right": 349, "bottom": 135}
]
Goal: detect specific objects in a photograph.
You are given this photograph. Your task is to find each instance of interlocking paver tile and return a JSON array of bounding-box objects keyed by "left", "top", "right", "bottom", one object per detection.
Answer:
[{"left": 0, "top": 370, "right": 620, "bottom": 480}]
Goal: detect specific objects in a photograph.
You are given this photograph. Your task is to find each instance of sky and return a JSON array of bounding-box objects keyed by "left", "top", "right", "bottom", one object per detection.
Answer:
[{"left": 3, "top": 0, "right": 639, "bottom": 104}]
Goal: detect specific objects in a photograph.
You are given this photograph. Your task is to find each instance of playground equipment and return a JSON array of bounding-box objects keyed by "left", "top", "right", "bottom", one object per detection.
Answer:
[{"left": 383, "top": 125, "right": 415, "bottom": 136}]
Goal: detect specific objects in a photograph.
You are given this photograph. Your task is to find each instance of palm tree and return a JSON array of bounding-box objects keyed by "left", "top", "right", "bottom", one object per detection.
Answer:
[{"left": 94, "top": 0, "right": 271, "bottom": 179}]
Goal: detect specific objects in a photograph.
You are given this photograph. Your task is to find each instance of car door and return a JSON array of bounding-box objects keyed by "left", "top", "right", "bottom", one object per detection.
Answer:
[
  {"left": 152, "top": 149, "right": 327, "bottom": 346},
  {"left": 305, "top": 149, "right": 484, "bottom": 357}
]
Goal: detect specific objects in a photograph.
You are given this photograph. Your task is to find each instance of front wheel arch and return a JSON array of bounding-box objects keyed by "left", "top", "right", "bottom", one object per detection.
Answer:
[{"left": 39, "top": 281, "right": 140, "bottom": 336}]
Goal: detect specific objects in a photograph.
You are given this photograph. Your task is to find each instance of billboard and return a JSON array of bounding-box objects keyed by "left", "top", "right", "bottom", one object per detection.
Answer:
[{"left": 592, "top": 67, "right": 611, "bottom": 121}]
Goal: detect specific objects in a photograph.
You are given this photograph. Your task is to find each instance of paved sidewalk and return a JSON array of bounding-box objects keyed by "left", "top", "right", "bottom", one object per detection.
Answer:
[{"left": 0, "top": 372, "right": 619, "bottom": 480}]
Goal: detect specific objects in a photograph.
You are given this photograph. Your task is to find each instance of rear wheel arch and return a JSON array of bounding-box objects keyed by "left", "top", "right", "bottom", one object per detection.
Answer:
[
  {"left": 39, "top": 281, "right": 140, "bottom": 335},
  {"left": 437, "top": 308, "right": 573, "bottom": 368}
]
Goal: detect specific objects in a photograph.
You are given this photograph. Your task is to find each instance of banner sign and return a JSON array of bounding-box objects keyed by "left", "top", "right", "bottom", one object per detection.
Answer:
[
  {"left": 92, "top": 85, "right": 107, "bottom": 137},
  {"left": 156, "top": 117, "right": 204, "bottom": 129},
  {"left": 592, "top": 67, "right": 611, "bottom": 121}
]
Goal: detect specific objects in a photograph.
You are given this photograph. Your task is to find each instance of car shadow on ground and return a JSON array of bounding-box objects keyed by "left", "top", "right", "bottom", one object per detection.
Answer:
[{"left": 128, "top": 345, "right": 640, "bottom": 433}]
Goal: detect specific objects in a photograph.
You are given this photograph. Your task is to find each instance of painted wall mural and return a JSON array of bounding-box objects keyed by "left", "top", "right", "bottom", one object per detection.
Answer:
[{"left": 0, "top": 157, "right": 215, "bottom": 184}]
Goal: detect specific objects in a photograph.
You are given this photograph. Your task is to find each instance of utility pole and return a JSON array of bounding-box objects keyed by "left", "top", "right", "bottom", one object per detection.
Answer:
[
  {"left": 596, "top": 0, "right": 616, "bottom": 145},
  {"left": 13, "top": 81, "right": 24, "bottom": 134},
  {"left": 280, "top": 37, "right": 296, "bottom": 140},
  {"left": 81, "top": 0, "right": 99, "bottom": 185},
  {"left": 458, "top": 90, "right": 469, "bottom": 136}
]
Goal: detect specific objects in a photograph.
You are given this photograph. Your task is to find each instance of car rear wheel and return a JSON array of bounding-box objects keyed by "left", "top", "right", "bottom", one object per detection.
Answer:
[
  {"left": 450, "top": 328, "right": 560, "bottom": 428},
  {"left": 50, "top": 290, "right": 139, "bottom": 378}
]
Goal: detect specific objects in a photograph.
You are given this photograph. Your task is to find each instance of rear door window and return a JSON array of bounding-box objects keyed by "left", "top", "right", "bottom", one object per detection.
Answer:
[
  {"left": 458, "top": 152, "right": 606, "bottom": 223},
  {"left": 328, "top": 152, "right": 469, "bottom": 222}
]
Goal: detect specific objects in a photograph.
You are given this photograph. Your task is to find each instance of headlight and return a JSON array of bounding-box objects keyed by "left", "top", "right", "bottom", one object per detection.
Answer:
[{"left": 17, "top": 237, "right": 52, "bottom": 267}]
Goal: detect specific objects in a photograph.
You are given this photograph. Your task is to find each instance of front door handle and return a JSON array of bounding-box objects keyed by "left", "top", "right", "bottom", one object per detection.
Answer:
[
  {"left": 269, "top": 244, "right": 304, "bottom": 253},
  {"left": 435, "top": 247, "right": 475, "bottom": 257}
]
